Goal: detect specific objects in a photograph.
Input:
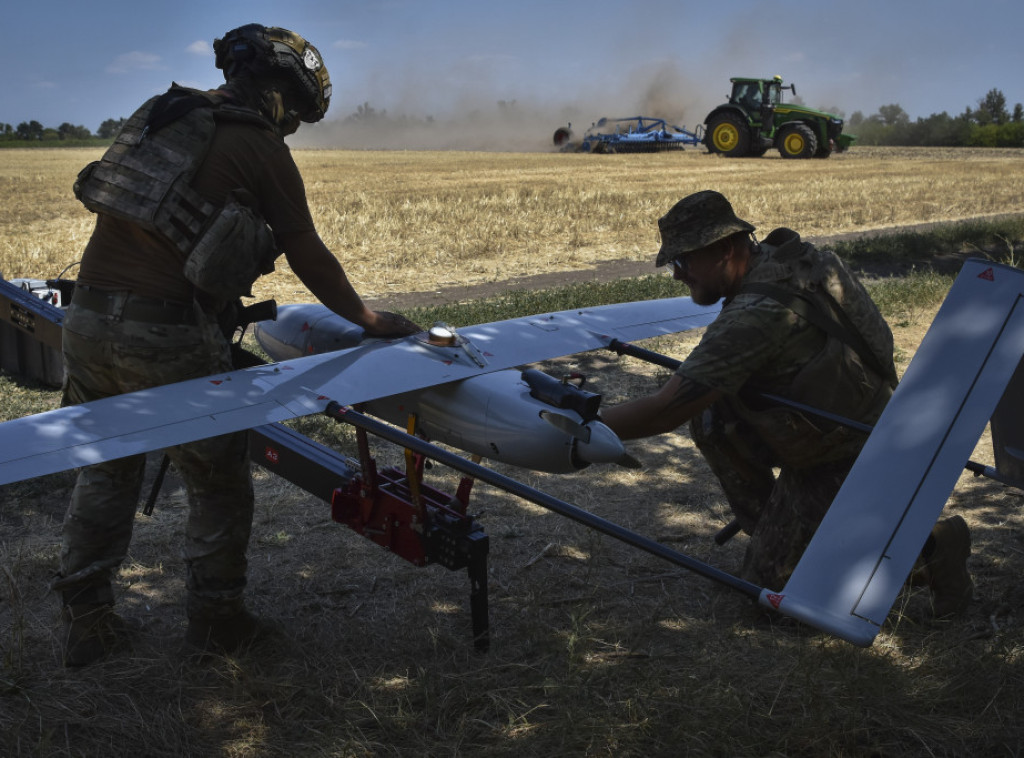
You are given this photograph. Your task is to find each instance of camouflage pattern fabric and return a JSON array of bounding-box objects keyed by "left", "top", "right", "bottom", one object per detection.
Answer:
[
  {"left": 75, "top": 86, "right": 280, "bottom": 303},
  {"left": 691, "top": 403, "right": 853, "bottom": 590},
  {"left": 678, "top": 230, "right": 894, "bottom": 588},
  {"left": 74, "top": 88, "right": 220, "bottom": 253},
  {"left": 655, "top": 190, "right": 756, "bottom": 267},
  {"left": 52, "top": 299, "right": 254, "bottom": 619},
  {"left": 678, "top": 231, "right": 892, "bottom": 467}
]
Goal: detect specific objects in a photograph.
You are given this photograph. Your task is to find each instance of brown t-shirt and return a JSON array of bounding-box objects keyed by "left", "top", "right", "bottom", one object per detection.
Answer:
[{"left": 78, "top": 119, "right": 316, "bottom": 302}]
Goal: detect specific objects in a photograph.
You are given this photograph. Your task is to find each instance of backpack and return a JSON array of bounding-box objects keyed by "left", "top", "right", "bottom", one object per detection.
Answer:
[
  {"left": 742, "top": 228, "right": 898, "bottom": 389},
  {"left": 726, "top": 229, "right": 897, "bottom": 466}
]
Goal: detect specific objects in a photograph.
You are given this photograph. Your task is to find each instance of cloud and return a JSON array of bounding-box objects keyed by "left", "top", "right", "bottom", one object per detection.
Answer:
[
  {"left": 333, "top": 39, "right": 368, "bottom": 50},
  {"left": 186, "top": 40, "right": 211, "bottom": 57},
  {"left": 105, "top": 51, "right": 164, "bottom": 74}
]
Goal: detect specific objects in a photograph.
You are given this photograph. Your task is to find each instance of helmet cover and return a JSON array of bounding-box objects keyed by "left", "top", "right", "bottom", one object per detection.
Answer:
[{"left": 214, "top": 23, "right": 331, "bottom": 122}]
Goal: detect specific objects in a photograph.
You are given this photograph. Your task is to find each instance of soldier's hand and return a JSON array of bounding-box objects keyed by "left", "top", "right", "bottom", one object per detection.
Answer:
[{"left": 363, "top": 310, "right": 423, "bottom": 338}]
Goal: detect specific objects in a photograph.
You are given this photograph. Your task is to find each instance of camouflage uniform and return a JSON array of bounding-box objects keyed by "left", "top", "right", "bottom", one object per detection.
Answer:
[
  {"left": 53, "top": 296, "right": 254, "bottom": 620},
  {"left": 51, "top": 25, "right": 365, "bottom": 664},
  {"left": 52, "top": 74, "right": 316, "bottom": 627},
  {"left": 679, "top": 228, "right": 895, "bottom": 590}
]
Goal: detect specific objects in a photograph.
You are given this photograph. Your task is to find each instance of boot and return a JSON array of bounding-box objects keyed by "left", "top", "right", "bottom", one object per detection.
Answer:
[
  {"left": 921, "top": 515, "right": 974, "bottom": 618},
  {"left": 185, "top": 609, "right": 262, "bottom": 655},
  {"left": 61, "top": 603, "right": 130, "bottom": 667}
]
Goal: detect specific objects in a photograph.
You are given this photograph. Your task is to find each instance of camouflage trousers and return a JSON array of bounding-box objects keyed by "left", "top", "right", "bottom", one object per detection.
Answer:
[
  {"left": 52, "top": 298, "right": 254, "bottom": 619},
  {"left": 690, "top": 401, "right": 856, "bottom": 591}
]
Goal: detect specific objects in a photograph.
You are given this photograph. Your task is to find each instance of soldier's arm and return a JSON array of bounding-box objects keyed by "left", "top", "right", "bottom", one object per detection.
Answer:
[
  {"left": 278, "top": 230, "right": 420, "bottom": 336},
  {"left": 601, "top": 374, "right": 721, "bottom": 440}
]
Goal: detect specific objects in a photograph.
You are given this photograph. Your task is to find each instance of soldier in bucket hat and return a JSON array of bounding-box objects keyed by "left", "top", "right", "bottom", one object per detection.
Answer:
[{"left": 602, "top": 191, "right": 973, "bottom": 617}]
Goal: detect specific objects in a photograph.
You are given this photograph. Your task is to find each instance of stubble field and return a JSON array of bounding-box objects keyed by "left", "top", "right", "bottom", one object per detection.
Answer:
[
  {"left": 1, "top": 146, "right": 1024, "bottom": 757},
  {"left": 3, "top": 145, "right": 1024, "bottom": 302}
]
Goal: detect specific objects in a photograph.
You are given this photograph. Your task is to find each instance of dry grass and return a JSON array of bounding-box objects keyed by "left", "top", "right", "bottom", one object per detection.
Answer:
[
  {"left": 1, "top": 147, "right": 1024, "bottom": 757},
  {"left": 2, "top": 146, "right": 1023, "bottom": 302}
]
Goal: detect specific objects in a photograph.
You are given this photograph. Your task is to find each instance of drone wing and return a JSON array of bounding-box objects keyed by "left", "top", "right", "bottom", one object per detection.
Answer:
[
  {"left": 0, "top": 296, "right": 720, "bottom": 486},
  {"left": 761, "top": 259, "right": 1024, "bottom": 645}
]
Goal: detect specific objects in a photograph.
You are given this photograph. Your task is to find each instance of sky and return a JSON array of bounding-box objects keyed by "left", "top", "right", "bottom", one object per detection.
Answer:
[{"left": 4, "top": 0, "right": 1023, "bottom": 150}]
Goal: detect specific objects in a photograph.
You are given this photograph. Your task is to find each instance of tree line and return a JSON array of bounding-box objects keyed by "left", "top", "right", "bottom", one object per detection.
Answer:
[
  {"left": 3, "top": 88, "right": 1022, "bottom": 147},
  {"left": 0, "top": 117, "right": 126, "bottom": 144},
  {"left": 845, "top": 88, "right": 1024, "bottom": 147}
]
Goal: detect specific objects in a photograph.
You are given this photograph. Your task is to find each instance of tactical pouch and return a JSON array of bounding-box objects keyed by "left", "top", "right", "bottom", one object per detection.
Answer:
[{"left": 183, "top": 193, "right": 278, "bottom": 300}]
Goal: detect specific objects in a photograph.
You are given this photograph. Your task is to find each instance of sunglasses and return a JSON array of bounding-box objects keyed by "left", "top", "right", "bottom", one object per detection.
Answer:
[
  {"left": 669, "top": 239, "right": 733, "bottom": 274},
  {"left": 669, "top": 256, "right": 692, "bottom": 274}
]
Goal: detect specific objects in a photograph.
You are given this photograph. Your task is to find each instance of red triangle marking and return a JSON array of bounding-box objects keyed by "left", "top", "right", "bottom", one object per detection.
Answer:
[
  {"left": 978, "top": 268, "right": 995, "bottom": 281},
  {"left": 766, "top": 593, "right": 785, "bottom": 609}
]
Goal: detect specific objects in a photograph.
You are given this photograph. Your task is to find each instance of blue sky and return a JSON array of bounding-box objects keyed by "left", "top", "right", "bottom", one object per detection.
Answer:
[{"left": 4, "top": 0, "right": 1022, "bottom": 148}]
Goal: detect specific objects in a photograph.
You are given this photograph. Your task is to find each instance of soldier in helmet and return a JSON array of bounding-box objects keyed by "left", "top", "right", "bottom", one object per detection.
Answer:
[
  {"left": 55, "top": 24, "right": 422, "bottom": 666},
  {"left": 601, "top": 190, "right": 973, "bottom": 617}
]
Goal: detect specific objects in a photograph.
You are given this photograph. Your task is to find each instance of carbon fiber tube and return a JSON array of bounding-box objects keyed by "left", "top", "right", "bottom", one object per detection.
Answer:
[{"left": 324, "top": 402, "right": 763, "bottom": 599}]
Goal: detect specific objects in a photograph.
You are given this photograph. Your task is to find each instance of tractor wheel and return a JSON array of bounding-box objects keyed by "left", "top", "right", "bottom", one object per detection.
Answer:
[
  {"left": 706, "top": 113, "right": 750, "bottom": 157},
  {"left": 814, "top": 138, "right": 835, "bottom": 159},
  {"left": 553, "top": 126, "right": 572, "bottom": 147},
  {"left": 777, "top": 123, "right": 818, "bottom": 159}
]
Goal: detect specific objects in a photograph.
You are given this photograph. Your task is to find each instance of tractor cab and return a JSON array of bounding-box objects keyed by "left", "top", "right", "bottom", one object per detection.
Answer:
[{"left": 728, "top": 76, "right": 793, "bottom": 129}]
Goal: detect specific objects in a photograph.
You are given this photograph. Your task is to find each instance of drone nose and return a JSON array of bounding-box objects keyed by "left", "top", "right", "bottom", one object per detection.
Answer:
[{"left": 573, "top": 421, "right": 626, "bottom": 465}]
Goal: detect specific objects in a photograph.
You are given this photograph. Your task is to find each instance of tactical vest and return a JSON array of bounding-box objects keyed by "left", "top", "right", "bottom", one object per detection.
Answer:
[
  {"left": 730, "top": 228, "right": 897, "bottom": 466},
  {"left": 74, "top": 84, "right": 280, "bottom": 300}
]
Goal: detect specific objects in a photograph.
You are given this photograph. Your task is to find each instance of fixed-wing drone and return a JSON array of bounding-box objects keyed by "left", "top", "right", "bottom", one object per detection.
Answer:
[{"left": 1, "top": 258, "right": 1022, "bottom": 648}]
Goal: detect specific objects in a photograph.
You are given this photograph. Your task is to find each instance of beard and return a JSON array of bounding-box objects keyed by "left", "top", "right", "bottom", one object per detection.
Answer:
[{"left": 682, "top": 278, "right": 722, "bottom": 306}]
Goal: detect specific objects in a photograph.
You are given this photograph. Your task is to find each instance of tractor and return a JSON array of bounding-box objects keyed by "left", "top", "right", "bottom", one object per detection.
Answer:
[{"left": 704, "top": 76, "right": 855, "bottom": 159}]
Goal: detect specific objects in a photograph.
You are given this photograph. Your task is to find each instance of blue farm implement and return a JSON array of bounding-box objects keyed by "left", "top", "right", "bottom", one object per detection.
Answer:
[{"left": 553, "top": 116, "right": 703, "bottom": 153}]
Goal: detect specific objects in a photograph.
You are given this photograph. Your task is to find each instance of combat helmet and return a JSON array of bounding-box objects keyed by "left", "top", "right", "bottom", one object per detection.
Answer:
[{"left": 214, "top": 23, "right": 331, "bottom": 123}]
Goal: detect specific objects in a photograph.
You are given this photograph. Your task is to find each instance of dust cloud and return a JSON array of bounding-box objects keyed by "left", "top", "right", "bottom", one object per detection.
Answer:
[{"left": 291, "top": 61, "right": 721, "bottom": 152}]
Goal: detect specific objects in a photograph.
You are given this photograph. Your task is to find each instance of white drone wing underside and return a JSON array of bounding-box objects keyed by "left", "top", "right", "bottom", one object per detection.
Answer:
[{"left": 0, "top": 297, "right": 720, "bottom": 485}]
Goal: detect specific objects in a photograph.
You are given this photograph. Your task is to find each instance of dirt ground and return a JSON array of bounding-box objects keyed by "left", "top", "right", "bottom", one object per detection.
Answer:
[
  {"left": 3, "top": 304, "right": 1022, "bottom": 755},
  {"left": 2, "top": 234, "right": 1023, "bottom": 756}
]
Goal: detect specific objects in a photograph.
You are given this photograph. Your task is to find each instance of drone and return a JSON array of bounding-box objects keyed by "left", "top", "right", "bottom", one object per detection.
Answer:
[{"left": 2, "top": 258, "right": 1022, "bottom": 648}]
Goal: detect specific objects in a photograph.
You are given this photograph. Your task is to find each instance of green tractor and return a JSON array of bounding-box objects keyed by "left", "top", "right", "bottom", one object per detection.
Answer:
[{"left": 704, "top": 76, "right": 855, "bottom": 159}]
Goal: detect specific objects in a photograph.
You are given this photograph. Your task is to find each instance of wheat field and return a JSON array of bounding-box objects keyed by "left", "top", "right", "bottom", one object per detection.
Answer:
[
  {"left": 1, "top": 146, "right": 1024, "bottom": 757},
  {"left": 2, "top": 146, "right": 1023, "bottom": 304}
]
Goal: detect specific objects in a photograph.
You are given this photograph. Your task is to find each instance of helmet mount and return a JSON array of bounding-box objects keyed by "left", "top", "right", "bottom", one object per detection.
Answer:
[{"left": 214, "top": 24, "right": 331, "bottom": 123}]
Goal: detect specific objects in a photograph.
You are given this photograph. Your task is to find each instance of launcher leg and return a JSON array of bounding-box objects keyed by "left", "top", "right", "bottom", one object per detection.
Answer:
[{"left": 468, "top": 543, "right": 490, "bottom": 652}]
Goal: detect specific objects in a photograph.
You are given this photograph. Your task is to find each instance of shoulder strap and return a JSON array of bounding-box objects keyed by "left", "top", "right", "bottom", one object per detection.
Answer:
[
  {"left": 144, "top": 85, "right": 274, "bottom": 136},
  {"left": 145, "top": 86, "right": 218, "bottom": 136},
  {"left": 740, "top": 281, "right": 898, "bottom": 387},
  {"left": 213, "top": 103, "right": 276, "bottom": 131}
]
